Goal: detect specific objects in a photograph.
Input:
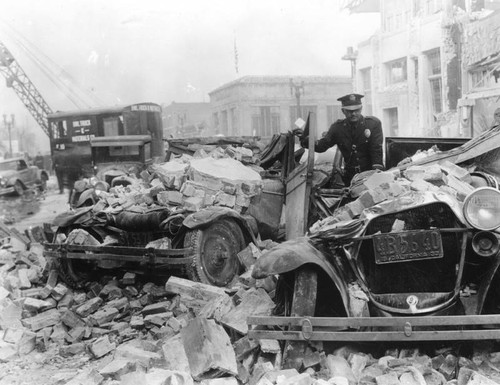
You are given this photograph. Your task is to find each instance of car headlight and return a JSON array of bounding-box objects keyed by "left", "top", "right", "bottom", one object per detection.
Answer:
[{"left": 463, "top": 187, "right": 500, "bottom": 230}]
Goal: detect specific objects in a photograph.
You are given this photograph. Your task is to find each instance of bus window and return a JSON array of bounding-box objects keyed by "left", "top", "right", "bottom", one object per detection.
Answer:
[
  {"left": 52, "top": 120, "right": 68, "bottom": 139},
  {"left": 103, "top": 117, "right": 122, "bottom": 136},
  {"left": 109, "top": 145, "right": 140, "bottom": 157}
]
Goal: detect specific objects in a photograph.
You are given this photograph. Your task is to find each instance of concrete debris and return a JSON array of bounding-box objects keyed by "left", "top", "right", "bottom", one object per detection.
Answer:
[{"left": 2, "top": 174, "right": 500, "bottom": 385}]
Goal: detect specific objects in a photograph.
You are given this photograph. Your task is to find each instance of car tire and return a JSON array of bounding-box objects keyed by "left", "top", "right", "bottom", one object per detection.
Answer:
[
  {"left": 13, "top": 181, "right": 24, "bottom": 196},
  {"left": 184, "top": 218, "right": 245, "bottom": 287},
  {"left": 282, "top": 266, "right": 318, "bottom": 370}
]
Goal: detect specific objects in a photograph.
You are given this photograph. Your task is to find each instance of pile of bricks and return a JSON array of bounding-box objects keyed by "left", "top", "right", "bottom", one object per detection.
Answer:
[
  {"left": 92, "top": 145, "right": 264, "bottom": 218},
  {"left": 311, "top": 160, "right": 480, "bottom": 232},
  {"left": 1, "top": 227, "right": 500, "bottom": 385}
]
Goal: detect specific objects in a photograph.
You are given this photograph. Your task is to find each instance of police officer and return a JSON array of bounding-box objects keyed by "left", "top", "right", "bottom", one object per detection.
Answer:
[{"left": 297, "top": 93, "right": 384, "bottom": 186}]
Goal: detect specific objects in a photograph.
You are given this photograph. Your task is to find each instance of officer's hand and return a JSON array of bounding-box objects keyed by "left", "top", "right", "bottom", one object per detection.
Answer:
[{"left": 292, "top": 128, "right": 304, "bottom": 137}]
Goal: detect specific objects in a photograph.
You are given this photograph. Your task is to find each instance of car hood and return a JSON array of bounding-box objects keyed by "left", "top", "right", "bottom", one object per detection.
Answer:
[
  {"left": 309, "top": 190, "right": 466, "bottom": 242},
  {"left": 0, "top": 169, "right": 17, "bottom": 179}
]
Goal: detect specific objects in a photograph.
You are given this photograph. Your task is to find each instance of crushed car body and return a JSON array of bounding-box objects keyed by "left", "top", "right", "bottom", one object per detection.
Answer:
[{"left": 248, "top": 127, "right": 500, "bottom": 369}]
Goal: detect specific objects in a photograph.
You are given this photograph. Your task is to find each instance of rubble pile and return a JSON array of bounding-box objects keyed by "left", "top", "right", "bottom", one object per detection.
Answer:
[
  {"left": 92, "top": 144, "right": 264, "bottom": 216},
  {"left": 311, "top": 160, "right": 479, "bottom": 232},
  {"left": 0, "top": 224, "right": 500, "bottom": 385}
]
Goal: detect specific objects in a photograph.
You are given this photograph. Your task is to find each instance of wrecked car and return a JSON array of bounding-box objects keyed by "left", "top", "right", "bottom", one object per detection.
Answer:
[
  {"left": 69, "top": 135, "right": 156, "bottom": 209},
  {"left": 44, "top": 134, "right": 324, "bottom": 289},
  {"left": 249, "top": 127, "right": 500, "bottom": 369},
  {"left": 0, "top": 156, "right": 49, "bottom": 196}
]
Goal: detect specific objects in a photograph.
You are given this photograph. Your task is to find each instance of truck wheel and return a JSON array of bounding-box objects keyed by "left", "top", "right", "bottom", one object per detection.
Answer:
[
  {"left": 184, "top": 218, "right": 245, "bottom": 287},
  {"left": 14, "top": 181, "right": 24, "bottom": 196},
  {"left": 282, "top": 266, "right": 318, "bottom": 370}
]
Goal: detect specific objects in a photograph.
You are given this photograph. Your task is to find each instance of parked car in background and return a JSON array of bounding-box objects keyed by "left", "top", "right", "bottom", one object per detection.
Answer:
[{"left": 0, "top": 156, "right": 49, "bottom": 196}]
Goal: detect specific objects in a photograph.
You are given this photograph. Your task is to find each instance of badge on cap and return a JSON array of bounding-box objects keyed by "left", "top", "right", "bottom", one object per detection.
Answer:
[
  {"left": 349, "top": 94, "right": 356, "bottom": 101},
  {"left": 364, "top": 129, "right": 371, "bottom": 138}
]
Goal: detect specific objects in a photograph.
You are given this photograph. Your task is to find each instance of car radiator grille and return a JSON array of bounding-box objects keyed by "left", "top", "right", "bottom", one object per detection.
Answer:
[{"left": 359, "top": 203, "right": 463, "bottom": 294}]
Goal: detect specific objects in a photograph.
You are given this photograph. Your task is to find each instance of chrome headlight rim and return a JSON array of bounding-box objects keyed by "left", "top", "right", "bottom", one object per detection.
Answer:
[{"left": 463, "top": 187, "right": 500, "bottom": 231}]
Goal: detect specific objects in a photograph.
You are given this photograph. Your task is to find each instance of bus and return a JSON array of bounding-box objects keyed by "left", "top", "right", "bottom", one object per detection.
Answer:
[{"left": 48, "top": 102, "right": 164, "bottom": 188}]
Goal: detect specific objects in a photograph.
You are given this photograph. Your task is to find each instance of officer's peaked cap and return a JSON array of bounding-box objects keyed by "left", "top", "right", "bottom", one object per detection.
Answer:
[{"left": 338, "top": 93, "right": 364, "bottom": 110}]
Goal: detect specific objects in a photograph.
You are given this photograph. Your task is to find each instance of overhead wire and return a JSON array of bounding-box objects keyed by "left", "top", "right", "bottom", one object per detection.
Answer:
[{"left": 0, "top": 19, "right": 106, "bottom": 109}]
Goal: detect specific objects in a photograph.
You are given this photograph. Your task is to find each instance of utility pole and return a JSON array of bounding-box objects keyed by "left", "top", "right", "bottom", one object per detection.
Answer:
[
  {"left": 290, "top": 78, "right": 305, "bottom": 119},
  {"left": 9, "top": 114, "right": 14, "bottom": 157},
  {"left": 342, "top": 46, "right": 358, "bottom": 91}
]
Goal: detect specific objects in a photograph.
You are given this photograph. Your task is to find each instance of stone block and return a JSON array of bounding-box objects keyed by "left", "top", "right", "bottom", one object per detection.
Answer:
[
  {"left": 49, "top": 283, "right": 68, "bottom": 301},
  {"left": 142, "top": 300, "right": 172, "bottom": 316},
  {"left": 23, "top": 297, "right": 53, "bottom": 312},
  {"left": 114, "top": 344, "right": 163, "bottom": 369},
  {"left": 99, "top": 359, "right": 136, "bottom": 380},
  {"left": 90, "top": 335, "right": 116, "bottom": 358},
  {"left": 346, "top": 199, "right": 365, "bottom": 218},
  {"left": 221, "top": 288, "right": 274, "bottom": 335},
  {"left": 165, "top": 276, "right": 226, "bottom": 301},
  {"left": 198, "top": 293, "right": 234, "bottom": 323},
  {"left": 60, "top": 309, "right": 85, "bottom": 329},
  {"left": 183, "top": 196, "right": 205, "bottom": 212},
  {"left": 107, "top": 297, "right": 129, "bottom": 312},
  {"left": 326, "top": 355, "right": 356, "bottom": 384},
  {"left": 214, "top": 192, "right": 236, "bottom": 208},
  {"left": 157, "top": 190, "right": 184, "bottom": 206},
  {"left": 122, "top": 272, "right": 136, "bottom": 285},
  {"left": 21, "top": 308, "right": 60, "bottom": 331},
  {"left": 75, "top": 297, "right": 103, "bottom": 317},
  {"left": 161, "top": 334, "right": 191, "bottom": 372},
  {"left": 181, "top": 318, "right": 238, "bottom": 380},
  {"left": 375, "top": 372, "right": 401, "bottom": 385},
  {"left": 99, "top": 282, "right": 122, "bottom": 300},
  {"left": 17, "top": 269, "right": 31, "bottom": 289},
  {"left": 89, "top": 307, "right": 119, "bottom": 326},
  {"left": 259, "top": 339, "right": 280, "bottom": 354},
  {"left": 439, "top": 161, "right": 472, "bottom": 184},
  {"left": 130, "top": 315, "right": 145, "bottom": 329},
  {"left": 57, "top": 290, "right": 74, "bottom": 309},
  {"left": 358, "top": 188, "right": 387, "bottom": 208},
  {"left": 233, "top": 335, "right": 259, "bottom": 360}
]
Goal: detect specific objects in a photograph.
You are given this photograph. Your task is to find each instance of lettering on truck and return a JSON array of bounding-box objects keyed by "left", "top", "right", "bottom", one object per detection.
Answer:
[
  {"left": 130, "top": 104, "right": 161, "bottom": 112},
  {"left": 72, "top": 134, "right": 95, "bottom": 142}
]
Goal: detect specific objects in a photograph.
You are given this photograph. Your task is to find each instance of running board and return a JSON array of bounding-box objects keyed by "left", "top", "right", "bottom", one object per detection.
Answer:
[{"left": 247, "top": 315, "right": 500, "bottom": 342}]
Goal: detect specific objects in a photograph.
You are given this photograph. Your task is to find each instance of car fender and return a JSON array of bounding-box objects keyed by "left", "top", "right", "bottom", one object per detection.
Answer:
[
  {"left": 76, "top": 189, "right": 97, "bottom": 207},
  {"left": 252, "top": 237, "right": 351, "bottom": 315},
  {"left": 183, "top": 206, "right": 258, "bottom": 244}
]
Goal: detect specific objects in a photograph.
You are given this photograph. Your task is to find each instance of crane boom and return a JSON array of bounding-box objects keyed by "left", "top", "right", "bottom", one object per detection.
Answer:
[{"left": 0, "top": 40, "right": 53, "bottom": 137}]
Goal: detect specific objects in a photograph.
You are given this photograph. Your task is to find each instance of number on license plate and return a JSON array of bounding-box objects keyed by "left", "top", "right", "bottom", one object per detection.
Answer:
[{"left": 373, "top": 230, "right": 443, "bottom": 264}]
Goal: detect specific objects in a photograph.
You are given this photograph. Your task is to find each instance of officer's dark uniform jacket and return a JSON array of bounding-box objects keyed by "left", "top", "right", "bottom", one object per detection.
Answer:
[{"left": 301, "top": 115, "right": 384, "bottom": 184}]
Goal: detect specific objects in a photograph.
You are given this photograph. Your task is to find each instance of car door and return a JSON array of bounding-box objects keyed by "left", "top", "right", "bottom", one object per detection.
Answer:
[
  {"left": 285, "top": 114, "right": 315, "bottom": 240},
  {"left": 17, "top": 159, "right": 33, "bottom": 185}
]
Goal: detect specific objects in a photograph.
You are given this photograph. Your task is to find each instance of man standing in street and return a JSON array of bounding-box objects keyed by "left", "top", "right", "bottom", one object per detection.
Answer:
[{"left": 296, "top": 93, "right": 384, "bottom": 186}]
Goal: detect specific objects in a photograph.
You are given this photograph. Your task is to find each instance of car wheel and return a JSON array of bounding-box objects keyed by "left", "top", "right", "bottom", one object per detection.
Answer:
[
  {"left": 184, "top": 218, "right": 245, "bottom": 287},
  {"left": 282, "top": 266, "right": 318, "bottom": 370},
  {"left": 13, "top": 181, "right": 24, "bottom": 196}
]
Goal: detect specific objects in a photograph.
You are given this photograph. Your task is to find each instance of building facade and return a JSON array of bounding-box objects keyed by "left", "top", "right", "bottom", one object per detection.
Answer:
[
  {"left": 208, "top": 76, "right": 352, "bottom": 139},
  {"left": 348, "top": 0, "right": 500, "bottom": 138},
  {"left": 162, "top": 101, "right": 211, "bottom": 138}
]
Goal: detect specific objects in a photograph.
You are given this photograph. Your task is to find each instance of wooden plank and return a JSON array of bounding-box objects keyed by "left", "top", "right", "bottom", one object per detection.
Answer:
[
  {"left": 248, "top": 315, "right": 500, "bottom": 327},
  {"left": 248, "top": 329, "right": 500, "bottom": 342}
]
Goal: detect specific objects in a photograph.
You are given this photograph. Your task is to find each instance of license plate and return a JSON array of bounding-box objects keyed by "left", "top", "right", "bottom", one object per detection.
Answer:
[{"left": 373, "top": 230, "right": 443, "bottom": 264}]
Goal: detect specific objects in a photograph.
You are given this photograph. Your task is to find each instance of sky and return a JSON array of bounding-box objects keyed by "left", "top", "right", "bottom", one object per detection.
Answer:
[{"left": 0, "top": 0, "right": 380, "bottom": 151}]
